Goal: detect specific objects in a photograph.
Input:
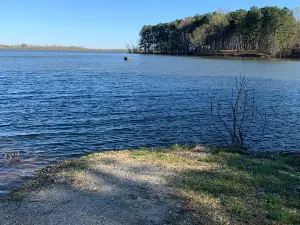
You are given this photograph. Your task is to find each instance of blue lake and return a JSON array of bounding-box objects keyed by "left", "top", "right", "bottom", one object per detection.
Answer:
[{"left": 0, "top": 50, "right": 300, "bottom": 194}]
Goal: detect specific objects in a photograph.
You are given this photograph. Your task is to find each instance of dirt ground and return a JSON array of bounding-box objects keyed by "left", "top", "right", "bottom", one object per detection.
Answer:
[{"left": 0, "top": 151, "right": 187, "bottom": 225}]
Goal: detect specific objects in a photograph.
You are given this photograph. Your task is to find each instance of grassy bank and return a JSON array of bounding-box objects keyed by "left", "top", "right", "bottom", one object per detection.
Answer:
[{"left": 4, "top": 146, "right": 300, "bottom": 224}]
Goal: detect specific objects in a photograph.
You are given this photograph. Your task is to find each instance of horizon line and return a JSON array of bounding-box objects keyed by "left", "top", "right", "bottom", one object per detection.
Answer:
[{"left": 0, "top": 43, "right": 127, "bottom": 51}]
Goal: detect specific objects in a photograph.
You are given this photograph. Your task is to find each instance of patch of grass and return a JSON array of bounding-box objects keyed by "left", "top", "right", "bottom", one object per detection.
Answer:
[
  {"left": 268, "top": 208, "right": 299, "bottom": 225},
  {"left": 130, "top": 150, "right": 149, "bottom": 159},
  {"left": 178, "top": 150, "right": 300, "bottom": 224},
  {"left": 211, "top": 147, "right": 248, "bottom": 154},
  {"left": 264, "top": 194, "right": 282, "bottom": 209},
  {"left": 223, "top": 198, "right": 247, "bottom": 221},
  {"left": 277, "top": 154, "right": 300, "bottom": 167},
  {"left": 131, "top": 150, "right": 169, "bottom": 160},
  {"left": 182, "top": 170, "right": 252, "bottom": 197},
  {"left": 169, "top": 144, "right": 191, "bottom": 151},
  {"left": 56, "top": 157, "right": 90, "bottom": 170}
]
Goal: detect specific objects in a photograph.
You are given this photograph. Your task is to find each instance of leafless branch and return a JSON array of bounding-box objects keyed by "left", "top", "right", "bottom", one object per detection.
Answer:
[{"left": 210, "top": 75, "right": 266, "bottom": 148}]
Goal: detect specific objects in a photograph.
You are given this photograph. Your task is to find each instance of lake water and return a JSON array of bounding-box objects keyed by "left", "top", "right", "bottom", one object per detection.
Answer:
[{"left": 0, "top": 50, "right": 300, "bottom": 195}]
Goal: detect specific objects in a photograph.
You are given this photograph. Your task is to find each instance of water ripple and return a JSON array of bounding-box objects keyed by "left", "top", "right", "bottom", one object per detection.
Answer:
[{"left": 0, "top": 50, "right": 300, "bottom": 194}]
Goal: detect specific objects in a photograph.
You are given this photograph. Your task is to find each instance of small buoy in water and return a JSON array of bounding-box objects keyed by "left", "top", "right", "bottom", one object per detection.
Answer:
[{"left": 124, "top": 57, "right": 132, "bottom": 61}]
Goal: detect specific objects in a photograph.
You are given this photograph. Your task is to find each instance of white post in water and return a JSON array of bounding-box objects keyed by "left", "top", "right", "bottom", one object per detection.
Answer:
[{"left": 124, "top": 57, "right": 132, "bottom": 61}]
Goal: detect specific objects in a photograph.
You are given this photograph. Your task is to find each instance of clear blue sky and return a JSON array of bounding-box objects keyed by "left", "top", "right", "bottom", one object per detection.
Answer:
[{"left": 0, "top": 0, "right": 299, "bottom": 49}]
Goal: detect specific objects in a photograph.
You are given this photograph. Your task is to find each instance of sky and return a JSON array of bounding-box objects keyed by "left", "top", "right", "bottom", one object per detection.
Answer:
[{"left": 0, "top": 0, "right": 299, "bottom": 49}]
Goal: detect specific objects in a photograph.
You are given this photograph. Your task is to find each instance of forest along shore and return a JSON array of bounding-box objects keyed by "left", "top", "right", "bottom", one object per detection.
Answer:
[
  {"left": 1, "top": 146, "right": 299, "bottom": 225},
  {"left": 138, "top": 50, "right": 273, "bottom": 59},
  {"left": 138, "top": 6, "right": 300, "bottom": 59}
]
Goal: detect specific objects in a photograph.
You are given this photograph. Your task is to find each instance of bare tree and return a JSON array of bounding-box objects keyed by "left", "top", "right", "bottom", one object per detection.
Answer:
[
  {"left": 210, "top": 75, "right": 266, "bottom": 148},
  {"left": 125, "top": 43, "right": 132, "bottom": 53},
  {"left": 189, "top": 25, "right": 209, "bottom": 51},
  {"left": 217, "top": 8, "right": 230, "bottom": 15},
  {"left": 131, "top": 41, "right": 140, "bottom": 53},
  {"left": 295, "top": 7, "right": 300, "bottom": 21},
  {"left": 125, "top": 41, "right": 140, "bottom": 54}
]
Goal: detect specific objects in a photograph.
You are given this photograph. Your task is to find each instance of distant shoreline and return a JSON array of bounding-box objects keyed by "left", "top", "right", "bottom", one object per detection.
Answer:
[
  {"left": 137, "top": 51, "right": 300, "bottom": 60},
  {"left": 0, "top": 45, "right": 127, "bottom": 52}
]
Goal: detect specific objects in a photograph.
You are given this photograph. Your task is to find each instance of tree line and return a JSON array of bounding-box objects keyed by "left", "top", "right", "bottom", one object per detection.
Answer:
[
  {"left": 0, "top": 44, "right": 127, "bottom": 52},
  {"left": 139, "top": 6, "right": 300, "bottom": 57}
]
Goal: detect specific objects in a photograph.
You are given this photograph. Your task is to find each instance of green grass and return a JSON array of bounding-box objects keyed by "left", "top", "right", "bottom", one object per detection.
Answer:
[
  {"left": 190, "top": 152, "right": 299, "bottom": 224},
  {"left": 129, "top": 147, "right": 300, "bottom": 224}
]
